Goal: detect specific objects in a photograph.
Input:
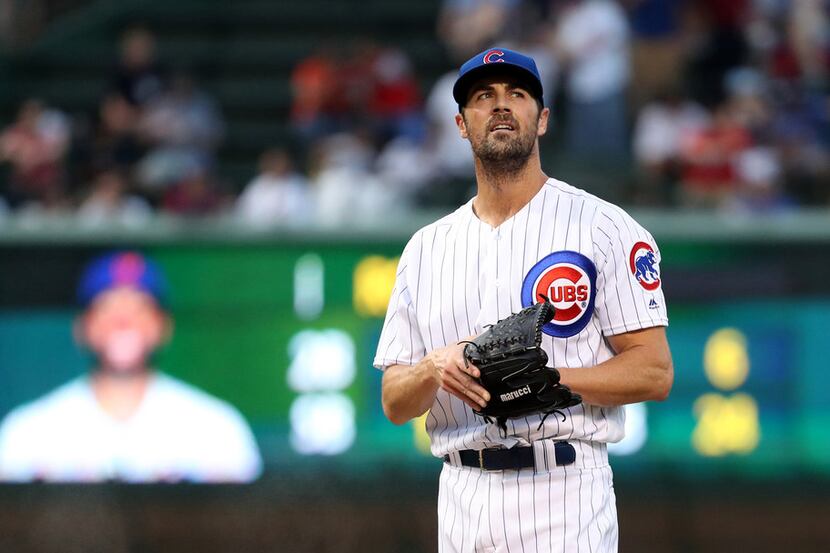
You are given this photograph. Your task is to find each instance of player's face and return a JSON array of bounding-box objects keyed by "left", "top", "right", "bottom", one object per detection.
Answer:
[
  {"left": 456, "top": 76, "right": 549, "bottom": 164},
  {"left": 79, "top": 287, "right": 169, "bottom": 375}
]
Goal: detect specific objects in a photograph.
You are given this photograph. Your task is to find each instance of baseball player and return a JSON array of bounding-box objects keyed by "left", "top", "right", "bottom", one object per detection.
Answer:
[
  {"left": 375, "top": 48, "right": 673, "bottom": 552},
  {"left": 0, "top": 251, "right": 262, "bottom": 482}
]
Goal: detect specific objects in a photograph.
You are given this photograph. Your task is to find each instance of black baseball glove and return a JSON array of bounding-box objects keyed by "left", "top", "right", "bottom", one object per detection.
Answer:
[{"left": 462, "top": 296, "right": 582, "bottom": 432}]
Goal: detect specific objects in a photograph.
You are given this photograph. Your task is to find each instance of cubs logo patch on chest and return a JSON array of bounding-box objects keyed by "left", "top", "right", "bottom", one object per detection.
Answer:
[{"left": 521, "top": 251, "right": 597, "bottom": 338}]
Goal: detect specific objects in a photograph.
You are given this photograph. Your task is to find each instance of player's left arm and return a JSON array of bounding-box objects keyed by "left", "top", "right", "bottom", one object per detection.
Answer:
[{"left": 557, "top": 326, "right": 673, "bottom": 407}]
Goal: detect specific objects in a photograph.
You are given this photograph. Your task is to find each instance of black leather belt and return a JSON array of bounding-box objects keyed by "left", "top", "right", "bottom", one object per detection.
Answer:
[{"left": 444, "top": 441, "right": 576, "bottom": 471}]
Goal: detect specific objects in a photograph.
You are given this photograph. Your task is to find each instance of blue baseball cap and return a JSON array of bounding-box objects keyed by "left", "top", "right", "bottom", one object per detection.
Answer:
[
  {"left": 78, "top": 251, "right": 168, "bottom": 307},
  {"left": 453, "top": 47, "right": 544, "bottom": 108}
]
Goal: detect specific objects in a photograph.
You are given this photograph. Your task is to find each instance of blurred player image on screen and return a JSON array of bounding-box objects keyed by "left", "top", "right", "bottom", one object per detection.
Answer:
[
  {"left": 0, "top": 251, "right": 262, "bottom": 483},
  {"left": 376, "top": 48, "right": 673, "bottom": 552}
]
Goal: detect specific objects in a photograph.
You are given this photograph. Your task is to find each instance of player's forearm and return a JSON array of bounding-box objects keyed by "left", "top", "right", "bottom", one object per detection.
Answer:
[
  {"left": 381, "top": 362, "right": 439, "bottom": 425},
  {"left": 558, "top": 343, "right": 673, "bottom": 407}
]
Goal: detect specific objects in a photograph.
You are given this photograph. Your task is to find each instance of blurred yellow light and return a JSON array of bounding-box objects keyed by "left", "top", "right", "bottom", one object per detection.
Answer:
[
  {"left": 412, "top": 412, "right": 431, "bottom": 455},
  {"left": 353, "top": 256, "right": 399, "bottom": 318},
  {"left": 703, "top": 328, "right": 750, "bottom": 391},
  {"left": 692, "top": 392, "right": 760, "bottom": 456}
]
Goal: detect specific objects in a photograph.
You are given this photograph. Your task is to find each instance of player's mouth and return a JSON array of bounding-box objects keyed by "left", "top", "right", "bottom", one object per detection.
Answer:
[{"left": 488, "top": 120, "right": 517, "bottom": 133}]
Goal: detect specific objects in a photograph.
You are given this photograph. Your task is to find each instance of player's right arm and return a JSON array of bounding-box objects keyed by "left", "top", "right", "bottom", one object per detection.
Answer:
[
  {"left": 377, "top": 232, "right": 489, "bottom": 425},
  {"left": 381, "top": 342, "right": 490, "bottom": 425}
]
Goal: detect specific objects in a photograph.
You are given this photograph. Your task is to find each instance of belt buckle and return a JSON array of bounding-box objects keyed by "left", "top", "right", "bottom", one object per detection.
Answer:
[{"left": 478, "top": 449, "right": 500, "bottom": 472}]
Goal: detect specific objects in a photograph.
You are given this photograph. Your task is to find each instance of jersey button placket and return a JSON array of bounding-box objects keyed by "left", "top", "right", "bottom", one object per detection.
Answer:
[
  {"left": 476, "top": 227, "right": 501, "bottom": 329},
  {"left": 493, "top": 230, "right": 502, "bottom": 289}
]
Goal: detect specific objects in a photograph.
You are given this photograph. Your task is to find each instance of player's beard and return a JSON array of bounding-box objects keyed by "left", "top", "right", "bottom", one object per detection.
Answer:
[
  {"left": 93, "top": 329, "right": 154, "bottom": 377},
  {"left": 468, "top": 114, "right": 538, "bottom": 176}
]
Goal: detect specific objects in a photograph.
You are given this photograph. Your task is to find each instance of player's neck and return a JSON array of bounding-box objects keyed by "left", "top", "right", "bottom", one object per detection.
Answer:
[
  {"left": 90, "top": 369, "right": 153, "bottom": 421},
  {"left": 472, "top": 155, "right": 547, "bottom": 228}
]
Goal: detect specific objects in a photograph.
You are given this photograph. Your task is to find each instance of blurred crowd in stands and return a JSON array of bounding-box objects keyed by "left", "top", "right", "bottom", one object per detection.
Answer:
[
  {"left": 1, "top": 0, "right": 829, "bottom": 226},
  {"left": 0, "top": 27, "right": 227, "bottom": 224}
]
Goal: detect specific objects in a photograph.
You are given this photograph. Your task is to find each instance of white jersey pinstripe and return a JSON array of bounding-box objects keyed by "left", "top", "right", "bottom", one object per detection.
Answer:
[{"left": 374, "top": 178, "right": 668, "bottom": 458}]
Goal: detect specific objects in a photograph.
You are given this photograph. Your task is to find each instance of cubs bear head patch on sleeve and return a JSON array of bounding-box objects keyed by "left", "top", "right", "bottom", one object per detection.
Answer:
[{"left": 629, "top": 241, "right": 661, "bottom": 291}]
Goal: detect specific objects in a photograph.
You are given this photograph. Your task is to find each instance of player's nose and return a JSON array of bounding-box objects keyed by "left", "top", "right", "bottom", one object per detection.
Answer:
[
  {"left": 491, "top": 90, "right": 511, "bottom": 112},
  {"left": 492, "top": 99, "right": 511, "bottom": 113}
]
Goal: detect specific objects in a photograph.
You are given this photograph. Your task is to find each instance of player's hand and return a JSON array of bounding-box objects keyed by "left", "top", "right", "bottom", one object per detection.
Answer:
[{"left": 427, "top": 341, "right": 490, "bottom": 411}]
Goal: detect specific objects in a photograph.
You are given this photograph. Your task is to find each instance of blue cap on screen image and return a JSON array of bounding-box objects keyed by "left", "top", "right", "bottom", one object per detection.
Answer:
[
  {"left": 78, "top": 251, "right": 168, "bottom": 307},
  {"left": 453, "top": 47, "right": 544, "bottom": 107}
]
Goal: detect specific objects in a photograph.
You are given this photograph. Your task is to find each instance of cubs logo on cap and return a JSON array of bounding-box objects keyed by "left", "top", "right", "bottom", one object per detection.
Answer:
[
  {"left": 482, "top": 50, "right": 506, "bottom": 64},
  {"left": 453, "top": 47, "right": 544, "bottom": 107},
  {"left": 629, "top": 241, "right": 661, "bottom": 291},
  {"left": 78, "top": 251, "right": 168, "bottom": 307},
  {"left": 521, "top": 251, "right": 597, "bottom": 338}
]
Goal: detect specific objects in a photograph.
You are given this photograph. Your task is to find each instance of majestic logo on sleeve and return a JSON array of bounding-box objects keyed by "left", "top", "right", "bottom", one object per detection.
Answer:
[
  {"left": 629, "top": 241, "right": 661, "bottom": 291},
  {"left": 483, "top": 50, "right": 506, "bottom": 64},
  {"left": 521, "top": 251, "right": 597, "bottom": 338}
]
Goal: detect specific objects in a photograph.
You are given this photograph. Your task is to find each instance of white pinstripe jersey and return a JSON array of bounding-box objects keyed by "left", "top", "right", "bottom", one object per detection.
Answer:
[{"left": 374, "top": 178, "right": 668, "bottom": 458}]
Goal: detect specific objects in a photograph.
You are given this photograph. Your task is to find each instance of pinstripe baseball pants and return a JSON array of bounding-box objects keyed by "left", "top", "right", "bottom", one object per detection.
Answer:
[{"left": 438, "top": 441, "right": 618, "bottom": 553}]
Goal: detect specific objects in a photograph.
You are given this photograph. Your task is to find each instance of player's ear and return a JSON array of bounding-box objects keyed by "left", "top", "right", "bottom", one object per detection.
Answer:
[
  {"left": 161, "top": 314, "right": 174, "bottom": 344},
  {"left": 537, "top": 107, "right": 550, "bottom": 137},
  {"left": 148, "top": 306, "right": 173, "bottom": 347},
  {"left": 72, "top": 313, "right": 91, "bottom": 346},
  {"left": 455, "top": 113, "right": 469, "bottom": 139}
]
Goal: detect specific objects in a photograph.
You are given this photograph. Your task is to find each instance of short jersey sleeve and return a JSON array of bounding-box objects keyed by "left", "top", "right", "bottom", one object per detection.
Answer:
[
  {"left": 592, "top": 206, "right": 669, "bottom": 336},
  {"left": 373, "top": 235, "right": 427, "bottom": 370}
]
